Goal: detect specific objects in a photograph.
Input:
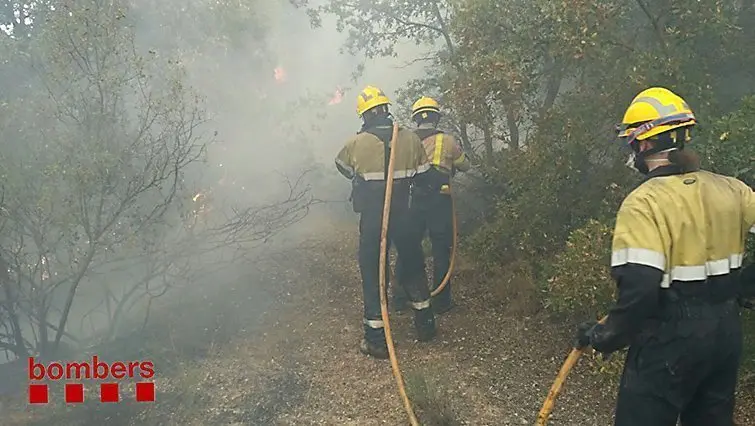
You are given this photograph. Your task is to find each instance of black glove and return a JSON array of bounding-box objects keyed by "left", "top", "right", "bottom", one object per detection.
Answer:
[
  {"left": 738, "top": 297, "right": 754, "bottom": 310},
  {"left": 574, "top": 320, "right": 598, "bottom": 349}
]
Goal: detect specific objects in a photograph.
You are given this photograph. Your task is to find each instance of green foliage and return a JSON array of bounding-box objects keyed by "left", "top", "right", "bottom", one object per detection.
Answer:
[
  {"left": 539, "top": 94, "right": 755, "bottom": 321},
  {"left": 304, "top": 0, "right": 449, "bottom": 59},
  {"left": 742, "top": 310, "right": 755, "bottom": 376},
  {"left": 0, "top": 0, "right": 212, "bottom": 356},
  {"left": 697, "top": 95, "right": 755, "bottom": 186},
  {"left": 131, "top": 0, "right": 272, "bottom": 57},
  {"left": 545, "top": 219, "right": 615, "bottom": 317},
  {"left": 303, "top": 0, "right": 755, "bottom": 382},
  {"left": 458, "top": 0, "right": 755, "bottom": 271},
  {"left": 463, "top": 108, "right": 635, "bottom": 273}
]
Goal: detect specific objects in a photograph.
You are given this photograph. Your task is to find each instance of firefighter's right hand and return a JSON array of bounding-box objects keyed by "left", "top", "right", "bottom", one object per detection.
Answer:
[{"left": 574, "top": 320, "right": 598, "bottom": 349}]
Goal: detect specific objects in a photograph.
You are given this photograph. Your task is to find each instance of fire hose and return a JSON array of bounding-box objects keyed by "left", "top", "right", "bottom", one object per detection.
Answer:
[
  {"left": 379, "top": 121, "right": 603, "bottom": 425},
  {"left": 535, "top": 316, "right": 608, "bottom": 426},
  {"left": 379, "top": 122, "right": 421, "bottom": 426},
  {"left": 389, "top": 177, "right": 458, "bottom": 299},
  {"left": 379, "top": 124, "right": 460, "bottom": 425},
  {"left": 431, "top": 184, "right": 457, "bottom": 298}
]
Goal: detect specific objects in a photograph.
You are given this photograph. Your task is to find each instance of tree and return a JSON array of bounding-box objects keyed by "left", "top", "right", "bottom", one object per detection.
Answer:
[
  {"left": 77, "top": 170, "right": 312, "bottom": 341},
  {"left": 459, "top": 0, "right": 755, "bottom": 266},
  {"left": 0, "top": 1, "right": 55, "bottom": 39},
  {"left": 0, "top": 0, "right": 205, "bottom": 357},
  {"left": 297, "top": 0, "right": 499, "bottom": 163},
  {"left": 0, "top": 0, "right": 313, "bottom": 358}
]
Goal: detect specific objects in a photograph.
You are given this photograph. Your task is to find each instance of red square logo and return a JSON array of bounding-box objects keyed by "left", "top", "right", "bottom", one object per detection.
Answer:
[
  {"left": 65, "top": 383, "right": 84, "bottom": 403},
  {"left": 100, "top": 382, "right": 119, "bottom": 402},
  {"left": 28, "top": 384, "right": 48, "bottom": 404},
  {"left": 135, "top": 382, "right": 155, "bottom": 402}
]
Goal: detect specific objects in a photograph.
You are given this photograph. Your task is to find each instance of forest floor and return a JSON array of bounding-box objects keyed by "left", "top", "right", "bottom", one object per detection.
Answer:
[{"left": 4, "top": 216, "right": 755, "bottom": 425}]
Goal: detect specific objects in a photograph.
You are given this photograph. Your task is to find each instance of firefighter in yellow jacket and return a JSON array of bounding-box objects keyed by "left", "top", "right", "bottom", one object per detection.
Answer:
[
  {"left": 394, "top": 97, "right": 470, "bottom": 314},
  {"left": 575, "top": 87, "right": 755, "bottom": 426},
  {"left": 335, "top": 85, "right": 436, "bottom": 359}
]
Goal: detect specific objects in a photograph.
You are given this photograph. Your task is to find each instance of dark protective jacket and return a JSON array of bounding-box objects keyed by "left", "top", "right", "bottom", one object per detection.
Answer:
[{"left": 591, "top": 164, "right": 755, "bottom": 353}]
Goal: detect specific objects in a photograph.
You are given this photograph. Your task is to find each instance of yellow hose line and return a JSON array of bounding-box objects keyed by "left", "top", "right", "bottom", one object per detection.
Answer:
[
  {"left": 535, "top": 316, "right": 608, "bottom": 425},
  {"left": 430, "top": 189, "right": 457, "bottom": 298},
  {"left": 388, "top": 187, "right": 457, "bottom": 299},
  {"left": 379, "top": 122, "right": 420, "bottom": 426}
]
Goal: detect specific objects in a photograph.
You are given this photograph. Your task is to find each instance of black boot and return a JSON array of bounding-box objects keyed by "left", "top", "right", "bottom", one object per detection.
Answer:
[
  {"left": 360, "top": 325, "right": 389, "bottom": 359},
  {"left": 359, "top": 338, "right": 389, "bottom": 359},
  {"left": 414, "top": 308, "right": 436, "bottom": 342}
]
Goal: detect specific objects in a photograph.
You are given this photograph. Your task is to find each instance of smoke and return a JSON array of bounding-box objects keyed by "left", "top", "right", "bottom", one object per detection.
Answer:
[
  {"left": 0, "top": 0, "right": 429, "bottom": 364},
  {"left": 129, "top": 0, "right": 427, "bottom": 205},
  {"left": 155, "top": 0, "right": 429, "bottom": 233}
]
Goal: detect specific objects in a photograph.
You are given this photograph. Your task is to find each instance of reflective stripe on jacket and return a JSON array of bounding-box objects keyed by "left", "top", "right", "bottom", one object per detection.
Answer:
[
  {"left": 588, "top": 165, "right": 755, "bottom": 353},
  {"left": 335, "top": 126, "right": 430, "bottom": 181},
  {"left": 612, "top": 168, "right": 755, "bottom": 288},
  {"left": 418, "top": 131, "right": 469, "bottom": 174}
]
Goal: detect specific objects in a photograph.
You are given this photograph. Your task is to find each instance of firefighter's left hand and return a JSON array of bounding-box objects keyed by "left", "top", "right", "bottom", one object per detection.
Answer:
[
  {"left": 738, "top": 297, "right": 755, "bottom": 310},
  {"left": 574, "top": 320, "right": 598, "bottom": 349}
]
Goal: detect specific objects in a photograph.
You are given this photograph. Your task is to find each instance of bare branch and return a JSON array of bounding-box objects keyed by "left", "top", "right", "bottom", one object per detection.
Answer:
[{"left": 635, "top": 0, "right": 669, "bottom": 52}]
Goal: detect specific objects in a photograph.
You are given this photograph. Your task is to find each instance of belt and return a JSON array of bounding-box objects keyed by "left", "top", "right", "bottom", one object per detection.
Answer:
[
  {"left": 662, "top": 280, "right": 739, "bottom": 304},
  {"left": 656, "top": 281, "right": 739, "bottom": 320}
]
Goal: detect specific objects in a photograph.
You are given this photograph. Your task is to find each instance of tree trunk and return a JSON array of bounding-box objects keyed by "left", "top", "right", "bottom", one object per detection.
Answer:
[
  {"left": 483, "top": 125, "right": 494, "bottom": 161},
  {"left": 0, "top": 257, "right": 28, "bottom": 358},
  {"left": 506, "top": 106, "right": 520, "bottom": 150},
  {"left": 53, "top": 246, "right": 96, "bottom": 348}
]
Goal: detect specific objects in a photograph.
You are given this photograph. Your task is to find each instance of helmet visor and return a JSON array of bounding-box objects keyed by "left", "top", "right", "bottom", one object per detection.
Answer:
[{"left": 623, "top": 112, "right": 696, "bottom": 146}]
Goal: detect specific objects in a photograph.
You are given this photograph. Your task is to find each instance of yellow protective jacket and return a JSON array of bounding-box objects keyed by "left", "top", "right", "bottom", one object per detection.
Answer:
[
  {"left": 415, "top": 125, "right": 470, "bottom": 174},
  {"left": 335, "top": 119, "right": 430, "bottom": 212},
  {"left": 335, "top": 123, "right": 429, "bottom": 182},
  {"left": 591, "top": 164, "right": 755, "bottom": 353}
]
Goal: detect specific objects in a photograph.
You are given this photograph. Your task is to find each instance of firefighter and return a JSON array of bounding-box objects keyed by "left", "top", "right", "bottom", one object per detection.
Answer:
[
  {"left": 393, "top": 96, "right": 470, "bottom": 314},
  {"left": 335, "top": 85, "right": 437, "bottom": 359},
  {"left": 575, "top": 87, "right": 755, "bottom": 426}
]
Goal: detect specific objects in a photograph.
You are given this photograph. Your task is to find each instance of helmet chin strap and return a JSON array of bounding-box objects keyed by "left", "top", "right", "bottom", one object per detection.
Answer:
[{"left": 625, "top": 147, "right": 677, "bottom": 174}]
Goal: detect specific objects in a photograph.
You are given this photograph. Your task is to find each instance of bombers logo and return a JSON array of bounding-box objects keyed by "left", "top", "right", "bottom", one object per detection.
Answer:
[{"left": 27, "top": 356, "right": 155, "bottom": 404}]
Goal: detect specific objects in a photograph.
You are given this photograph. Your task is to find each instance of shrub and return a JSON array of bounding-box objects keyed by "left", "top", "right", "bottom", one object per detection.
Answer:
[
  {"left": 696, "top": 95, "right": 755, "bottom": 186},
  {"left": 545, "top": 218, "right": 616, "bottom": 318},
  {"left": 462, "top": 92, "right": 639, "bottom": 277}
]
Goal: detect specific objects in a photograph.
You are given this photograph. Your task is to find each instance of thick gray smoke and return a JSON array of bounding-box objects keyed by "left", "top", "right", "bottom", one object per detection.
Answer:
[{"left": 0, "top": 0, "right": 427, "bottom": 368}]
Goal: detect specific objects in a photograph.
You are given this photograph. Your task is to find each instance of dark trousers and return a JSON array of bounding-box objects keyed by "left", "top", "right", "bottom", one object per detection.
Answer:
[
  {"left": 614, "top": 300, "right": 742, "bottom": 426},
  {"left": 395, "top": 191, "right": 454, "bottom": 306},
  {"left": 358, "top": 203, "right": 433, "bottom": 345}
]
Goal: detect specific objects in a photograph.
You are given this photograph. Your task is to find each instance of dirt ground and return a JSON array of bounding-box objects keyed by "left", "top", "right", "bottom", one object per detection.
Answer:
[{"left": 5, "top": 219, "right": 755, "bottom": 425}]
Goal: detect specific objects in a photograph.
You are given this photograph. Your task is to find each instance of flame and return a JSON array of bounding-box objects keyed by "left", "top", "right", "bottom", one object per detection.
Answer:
[
  {"left": 188, "top": 191, "right": 211, "bottom": 230},
  {"left": 328, "top": 86, "right": 344, "bottom": 105},
  {"left": 274, "top": 66, "right": 287, "bottom": 83}
]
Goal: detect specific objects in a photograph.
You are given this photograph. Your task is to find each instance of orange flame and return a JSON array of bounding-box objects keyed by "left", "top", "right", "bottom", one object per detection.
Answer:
[
  {"left": 328, "top": 86, "right": 344, "bottom": 105},
  {"left": 274, "top": 66, "right": 287, "bottom": 83}
]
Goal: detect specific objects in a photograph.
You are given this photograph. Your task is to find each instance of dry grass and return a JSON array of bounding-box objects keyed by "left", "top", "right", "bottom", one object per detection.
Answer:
[{"left": 4, "top": 219, "right": 755, "bottom": 425}]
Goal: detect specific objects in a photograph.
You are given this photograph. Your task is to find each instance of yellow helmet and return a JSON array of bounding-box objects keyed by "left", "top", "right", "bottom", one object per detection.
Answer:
[
  {"left": 356, "top": 85, "right": 391, "bottom": 116},
  {"left": 411, "top": 96, "right": 440, "bottom": 119},
  {"left": 618, "top": 87, "right": 696, "bottom": 145}
]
